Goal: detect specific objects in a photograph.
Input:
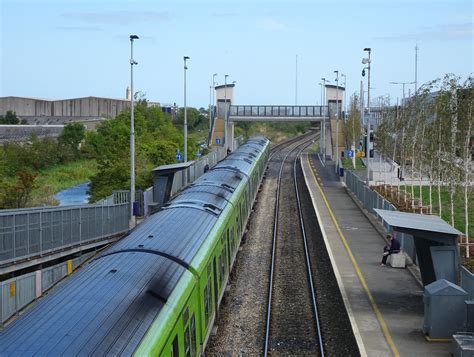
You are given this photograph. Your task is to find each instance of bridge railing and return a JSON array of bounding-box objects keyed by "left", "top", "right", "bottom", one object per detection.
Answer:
[
  {"left": 229, "top": 105, "right": 328, "bottom": 118},
  {"left": 0, "top": 202, "right": 129, "bottom": 267}
]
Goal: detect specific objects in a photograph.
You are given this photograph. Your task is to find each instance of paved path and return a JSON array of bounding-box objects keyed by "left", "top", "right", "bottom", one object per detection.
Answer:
[{"left": 301, "top": 153, "right": 450, "bottom": 356}]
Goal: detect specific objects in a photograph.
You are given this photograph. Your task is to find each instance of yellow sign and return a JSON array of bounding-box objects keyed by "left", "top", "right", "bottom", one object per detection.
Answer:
[
  {"left": 67, "top": 260, "right": 73, "bottom": 275},
  {"left": 9, "top": 282, "right": 15, "bottom": 297}
]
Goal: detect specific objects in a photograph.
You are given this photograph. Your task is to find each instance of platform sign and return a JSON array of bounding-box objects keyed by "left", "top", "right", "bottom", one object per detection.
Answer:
[
  {"left": 215, "top": 137, "right": 221, "bottom": 145},
  {"left": 176, "top": 152, "right": 183, "bottom": 161},
  {"left": 347, "top": 150, "right": 354, "bottom": 158}
]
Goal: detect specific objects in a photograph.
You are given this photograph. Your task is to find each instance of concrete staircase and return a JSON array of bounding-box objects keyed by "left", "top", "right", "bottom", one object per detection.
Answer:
[
  {"left": 330, "top": 118, "right": 345, "bottom": 161},
  {"left": 210, "top": 117, "right": 225, "bottom": 148}
]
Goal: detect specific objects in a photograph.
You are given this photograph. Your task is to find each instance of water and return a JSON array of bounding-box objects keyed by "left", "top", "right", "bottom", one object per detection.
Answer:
[{"left": 54, "top": 182, "right": 90, "bottom": 206}]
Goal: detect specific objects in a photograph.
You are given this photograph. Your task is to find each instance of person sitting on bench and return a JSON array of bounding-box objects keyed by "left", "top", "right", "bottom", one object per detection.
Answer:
[{"left": 381, "top": 234, "right": 401, "bottom": 266}]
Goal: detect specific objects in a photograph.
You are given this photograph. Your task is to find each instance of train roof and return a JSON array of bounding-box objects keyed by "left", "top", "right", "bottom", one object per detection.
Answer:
[
  {"left": 0, "top": 137, "right": 270, "bottom": 354},
  {"left": 0, "top": 252, "right": 190, "bottom": 355}
]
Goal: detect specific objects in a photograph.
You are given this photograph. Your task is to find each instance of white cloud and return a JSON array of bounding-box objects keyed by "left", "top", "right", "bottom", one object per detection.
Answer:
[
  {"left": 61, "top": 11, "right": 170, "bottom": 26},
  {"left": 258, "top": 17, "right": 289, "bottom": 31},
  {"left": 375, "top": 22, "right": 473, "bottom": 41}
]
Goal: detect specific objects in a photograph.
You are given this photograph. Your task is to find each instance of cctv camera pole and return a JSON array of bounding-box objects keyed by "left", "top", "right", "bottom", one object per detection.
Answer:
[
  {"left": 224, "top": 74, "right": 229, "bottom": 149},
  {"left": 129, "top": 34, "right": 139, "bottom": 228},
  {"left": 321, "top": 77, "right": 330, "bottom": 163},
  {"left": 184, "top": 56, "right": 189, "bottom": 164},
  {"left": 365, "top": 48, "right": 372, "bottom": 186},
  {"left": 334, "top": 70, "right": 339, "bottom": 174}
]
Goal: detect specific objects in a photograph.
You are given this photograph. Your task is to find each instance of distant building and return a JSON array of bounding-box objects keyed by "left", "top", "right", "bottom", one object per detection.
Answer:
[{"left": 0, "top": 95, "right": 160, "bottom": 130}]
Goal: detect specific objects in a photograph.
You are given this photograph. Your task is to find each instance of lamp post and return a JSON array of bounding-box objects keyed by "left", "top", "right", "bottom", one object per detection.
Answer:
[
  {"left": 183, "top": 56, "right": 190, "bottom": 164},
  {"left": 341, "top": 73, "right": 347, "bottom": 120},
  {"left": 224, "top": 74, "right": 229, "bottom": 149},
  {"left": 321, "top": 77, "right": 330, "bottom": 162},
  {"left": 334, "top": 70, "right": 340, "bottom": 173},
  {"left": 363, "top": 47, "right": 371, "bottom": 186},
  {"left": 389, "top": 81, "right": 414, "bottom": 105},
  {"left": 129, "top": 34, "right": 139, "bottom": 227}
]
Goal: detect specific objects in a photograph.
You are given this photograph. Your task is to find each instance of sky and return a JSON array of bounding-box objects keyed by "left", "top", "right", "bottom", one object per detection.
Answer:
[{"left": 0, "top": 0, "right": 472, "bottom": 108}]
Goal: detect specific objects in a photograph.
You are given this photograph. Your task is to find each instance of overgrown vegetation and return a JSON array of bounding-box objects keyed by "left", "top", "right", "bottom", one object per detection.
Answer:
[
  {"left": 0, "top": 111, "right": 27, "bottom": 124},
  {"left": 85, "top": 100, "right": 198, "bottom": 201},
  {"left": 369, "top": 75, "right": 473, "bottom": 241},
  {"left": 0, "top": 122, "right": 87, "bottom": 208},
  {"left": 235, "top": 121, "right": 313, "bottom": 143}
]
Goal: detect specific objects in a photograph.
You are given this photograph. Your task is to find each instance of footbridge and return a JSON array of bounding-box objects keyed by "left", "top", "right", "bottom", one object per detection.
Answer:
[{"left": 229, "top": 105, "right": 328, "bottom": 122}]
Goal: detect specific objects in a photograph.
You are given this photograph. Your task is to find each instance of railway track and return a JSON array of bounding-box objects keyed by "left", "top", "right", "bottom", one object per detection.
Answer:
[{"left": 264, "top": 134, "right": 324, "bottom": 355}]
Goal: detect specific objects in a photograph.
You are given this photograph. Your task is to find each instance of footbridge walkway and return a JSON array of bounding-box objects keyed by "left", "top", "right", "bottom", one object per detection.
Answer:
[{"left": 229, "top": 105, "right": 328, "bottom": 122}]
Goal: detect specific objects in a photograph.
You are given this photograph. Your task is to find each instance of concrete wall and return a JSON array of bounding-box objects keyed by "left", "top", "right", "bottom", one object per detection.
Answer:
[
  {"left": 1, "top": 96, "right": 160, "bottom": 119},
  {"left": 216, "top": 86, "right": 235, "bottom": 104}
]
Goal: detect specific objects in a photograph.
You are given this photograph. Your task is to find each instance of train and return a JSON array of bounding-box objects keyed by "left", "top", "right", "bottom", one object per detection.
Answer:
[{"left": 0, "top": 137, "right": 270, "bottom": 356}]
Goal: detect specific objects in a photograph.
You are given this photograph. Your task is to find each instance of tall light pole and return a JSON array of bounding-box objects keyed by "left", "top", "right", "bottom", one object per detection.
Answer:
[
  {"left": 321, "top": 77, "right": 330, "bottom": 162},
  {"left": 363, "top": 47, "right": 372, "bottom": 185},
  {"left": 129, "top": 34, "right": 139, "bottom": 227},
  {"left": 183, "top": 56, "right": 190, "bottom": 164},
  {"left": 414, "top": 44, "right": 418, "bottom": 96},
  {"left": 319, "top": 83, "right": 323, "bottom": 106},
  {"left": 389, "top": 81, "right": 414, "bottom": 105},
  {"left": 334, "top": 70, "right": 340, "bottom": 173},
  {"left": 209, "top": 85, "right": 212, "bottom": 134},
  {"left": 212, "top": 73, "right": 218, "bottom": 122},
  {"left": 224, "top": 74, "right": 229, "bottom": 149},
  {"left": 341, "top": 73, "right": 347, "bottom": 120}
]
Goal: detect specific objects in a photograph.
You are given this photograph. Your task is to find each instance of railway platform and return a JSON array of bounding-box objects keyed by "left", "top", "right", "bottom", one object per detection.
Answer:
[{"left": 301, "top": 153, "right": 451, "bottom": 356}]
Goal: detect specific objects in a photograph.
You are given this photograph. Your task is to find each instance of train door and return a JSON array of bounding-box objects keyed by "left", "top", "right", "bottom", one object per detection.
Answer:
[
  {"left": 226, "top": 229, "right": 231, "bottom": 269},
  {"left": 212, "top": 256, "right": 219, "bottom": 317}
]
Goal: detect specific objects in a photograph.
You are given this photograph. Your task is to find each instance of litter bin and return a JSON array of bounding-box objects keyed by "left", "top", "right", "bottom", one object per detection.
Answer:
[
  {"left": 132, "top": 201, "right": 140, "bottom": 216},
  {"left": 339, "top": 167, "right": 344, "bottom": 177}
]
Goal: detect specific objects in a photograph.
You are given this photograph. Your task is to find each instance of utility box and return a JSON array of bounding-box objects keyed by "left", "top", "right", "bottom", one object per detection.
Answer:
[
  {"left": 452, "top": 334, "right": 474, "bottom": 357},
  {"left": 466, "top": 301, "right": 474, "bottom": 333},
  {"left": 388, "top": 253, "right": 406, "bottom": 268},
  {"left": 423, "top": 279, "right": 468, "bottom": 339}
]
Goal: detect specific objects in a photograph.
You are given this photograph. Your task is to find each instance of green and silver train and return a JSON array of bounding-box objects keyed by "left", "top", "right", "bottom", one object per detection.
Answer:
[{"left": 0, "top": 137, "right": 270, "bottom": 356}]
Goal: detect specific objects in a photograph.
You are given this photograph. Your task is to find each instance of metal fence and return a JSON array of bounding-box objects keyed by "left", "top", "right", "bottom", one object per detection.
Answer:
[
  {"left": 344, "top": 170, "right": 416, "bottom": 261},
  {"left": 229, "top": 105, "right": 328, "bottom": 118},
  {"left": 0, "top": 251, "right": 95, "bottom": 325},
  {"left": 0, "top": 203, "right": 129, "bottom": 266},
  {"left": 171, "top": 147, "right": 227, "bottom": 196}
]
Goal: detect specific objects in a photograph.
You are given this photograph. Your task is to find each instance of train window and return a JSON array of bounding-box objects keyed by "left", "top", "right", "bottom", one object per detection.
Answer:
[
  {"left": 204, "top": 278, "right": 213, "bottom": 327},
  {"left": 171, "top": 335, "right": 179, "bottom": 357},
  {"left": 219, "top": 251, "right": 225, "bottom": 286},
  {"left": 183, "top": 308, "right": 189, "bottom": 325},
  {"left": 184, "top": 328, "right": 190, "bottom": 357},
  {"left": 190, "top": 314, "right": 197, "bottom": 357}
]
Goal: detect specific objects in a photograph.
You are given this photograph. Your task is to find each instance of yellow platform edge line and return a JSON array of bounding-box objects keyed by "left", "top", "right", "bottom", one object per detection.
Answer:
[{"left": 307, "top": 156, "right": 401, "bottom": 357}]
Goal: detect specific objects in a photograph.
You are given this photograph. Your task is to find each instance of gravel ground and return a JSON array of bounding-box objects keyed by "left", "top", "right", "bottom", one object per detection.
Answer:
[
  {"left": 297, "top": 156, "right": 360, "bottom": 356},
  {"left": 207, "top": 135, "right": 358, "bottom": 356},
  {"left": 206, "top": 144, "right": 287, "bottom": 355},
  {"left": 269, "top": 147, "right": 319, "bottom": 354}
]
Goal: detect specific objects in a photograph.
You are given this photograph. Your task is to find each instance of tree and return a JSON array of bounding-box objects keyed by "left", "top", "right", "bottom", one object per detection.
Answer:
[
  {"left": 58, "top": 123, "right": 86, "bottom": 159},
  {"left": 0, "top": 110, "right": 20, "bottom": 124},
  {"left": 0, "top": 171, "right": 37, "bottom": 208},
  {"left": 345, "top": 94, "right": 362, "bottom": 168}
]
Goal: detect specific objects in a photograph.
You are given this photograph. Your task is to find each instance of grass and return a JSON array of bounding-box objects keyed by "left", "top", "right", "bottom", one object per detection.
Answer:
[
  {"left": 341, "top": 157, "right": 365, "bottom": 170},
  {"left": 383, "top": 184, "right": 473, "bottom": 239},
  {"left": 29, "top": 159, "right": 97, "bottom": 206}
]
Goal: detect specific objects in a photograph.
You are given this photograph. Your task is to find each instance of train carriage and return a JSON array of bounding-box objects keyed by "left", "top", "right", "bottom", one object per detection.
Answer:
[{"left": 0, "top": 137, "right": 270, "bottom": 356}]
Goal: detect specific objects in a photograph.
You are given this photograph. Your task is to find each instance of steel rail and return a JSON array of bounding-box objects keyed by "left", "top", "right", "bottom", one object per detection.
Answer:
[
  {"left": 263, "top": 134, "right": 317, "bottom": 355},
  {"left": 293, "top": 146, "right": 325, "bottom": 356}
]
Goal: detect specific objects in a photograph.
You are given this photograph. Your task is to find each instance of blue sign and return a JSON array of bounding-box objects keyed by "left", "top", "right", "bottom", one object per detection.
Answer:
[
  {"left": 215, "top": 137, "right": 221, "bottom": 145},
  {"left": 347, "top": 150, "right": 354, "bottom": 158},
  {"left": 176, "top": 152, "right": 183, "bottom": 161}
]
